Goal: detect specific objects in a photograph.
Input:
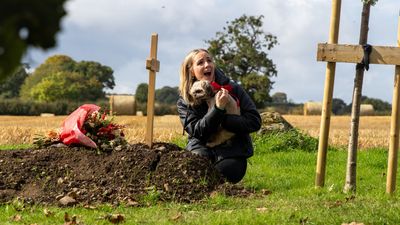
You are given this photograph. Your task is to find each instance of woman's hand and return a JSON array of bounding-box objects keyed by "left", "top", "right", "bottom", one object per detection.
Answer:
[{"left": 215, "top": 88, "right": 230, "bottom": 110}]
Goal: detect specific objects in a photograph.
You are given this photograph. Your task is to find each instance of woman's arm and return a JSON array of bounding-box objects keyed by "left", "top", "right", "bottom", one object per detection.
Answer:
[
  {"left": 221, "top": 85, "right": 261, "bottom": 134},
  {"left": 177, "top": 98, "right": 226, "bottom": 141}
]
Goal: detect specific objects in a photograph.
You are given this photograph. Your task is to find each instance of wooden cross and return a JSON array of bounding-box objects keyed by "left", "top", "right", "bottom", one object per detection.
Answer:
[
  {"left": 145, "top": 33, "right": 160, "bottom": 148},
  {"left": 315, "top": 0, "right": 400, "bottom": 193}
]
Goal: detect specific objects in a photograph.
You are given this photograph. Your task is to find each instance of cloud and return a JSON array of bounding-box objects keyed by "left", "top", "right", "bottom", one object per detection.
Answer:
[{"left": 25, "top": 0, "right": 399, "bottom": 104}]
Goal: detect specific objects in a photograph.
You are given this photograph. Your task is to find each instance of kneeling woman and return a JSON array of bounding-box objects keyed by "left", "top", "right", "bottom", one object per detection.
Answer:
[{"left": 177, "top": 49, "right": 261, "bottom": 183}]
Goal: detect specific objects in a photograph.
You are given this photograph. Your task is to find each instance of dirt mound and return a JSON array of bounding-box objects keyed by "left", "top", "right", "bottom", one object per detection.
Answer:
[
  {"left": 0, "top": 143, "right": 233, "bottom": 206},
  {"left": 258, "top": 111, "right": 293, "bottom": 135}
]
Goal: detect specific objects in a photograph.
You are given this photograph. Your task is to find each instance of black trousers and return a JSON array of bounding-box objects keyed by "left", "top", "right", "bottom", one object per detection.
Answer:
[{"left": 191, "top": 148, "right": 247, "bottom": 183}]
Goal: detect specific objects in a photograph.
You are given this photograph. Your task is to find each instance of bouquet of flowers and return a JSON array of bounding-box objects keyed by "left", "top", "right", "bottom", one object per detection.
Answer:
[
  {"left": 81, "top": 109, "right": 126, "bottom": 150},
  {"left": 34, "top": 104, "right": 127, "bottom": 152}
]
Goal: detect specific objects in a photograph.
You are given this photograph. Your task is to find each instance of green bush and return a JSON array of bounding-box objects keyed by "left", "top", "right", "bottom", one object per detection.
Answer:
[{"left": 253, "top": 129, "right": 318, "bottom": 153}]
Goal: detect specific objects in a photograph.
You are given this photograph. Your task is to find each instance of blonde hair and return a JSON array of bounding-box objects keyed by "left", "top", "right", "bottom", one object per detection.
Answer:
[{"left": 179, "top": 48, "right": 211, "bottom": 103}]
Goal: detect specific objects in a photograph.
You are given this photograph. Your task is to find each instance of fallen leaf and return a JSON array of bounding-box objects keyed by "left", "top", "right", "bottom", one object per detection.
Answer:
[
  {"left": 105, "top": 214, "right": 125, "bottom": 224},
  {"left": 43, "top": 208, "right": 54, "bottom": 217},
  {"left": 261, "top": 189, "right": 272, "bottom": 195},
  {"left": 63, "top": 212, "right": 77, "bottom": 225},
  {"left": 171, "top": 212, "right": 182, "bottom": 221},
  {"left": 83, "top": 204, "right": 97, "bottom": 209},
  {"left": 256, "top": 207, "right": 268, "bottom": 212},
  {"left": 126, "top": 199, "right": 140, "bottom": 207},
  {"left": 59, "top": 196, "right": 77, "bottom": 206},
  {"left": 10, "top": 214, "right": 22, "bottom": 221},
  {"left": 64, "top": 212, "right": 70, "bottom": 222},
  {"left": 341, "top": 222, "right": 365, "bottom": 225}
]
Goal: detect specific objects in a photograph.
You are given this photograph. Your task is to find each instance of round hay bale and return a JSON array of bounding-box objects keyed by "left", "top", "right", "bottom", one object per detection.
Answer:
[
  {"left": 360, "top": 104, "right": 374, "bottom": 116},
  {"left": 109, "top": 95, "right": 137, "bottom": 115},
  {"left": 303, "top": 102, "right": 322, "bottom": 116},
  {"left": 40, "top": 113, "right": 55, "bottom": 117}
]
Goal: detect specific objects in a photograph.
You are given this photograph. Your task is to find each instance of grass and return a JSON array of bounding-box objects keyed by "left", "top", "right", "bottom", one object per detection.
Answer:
[
  {"left": 1, "top": 131, "right": 400, "bottom": 224},
  {"left": 0, "top": 144, "right": 32, "bottom": 150}
]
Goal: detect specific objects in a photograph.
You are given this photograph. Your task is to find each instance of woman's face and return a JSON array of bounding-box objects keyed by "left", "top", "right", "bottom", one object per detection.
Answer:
[{"left": 191, "top": 51, "right": 215, "bottom": 82}]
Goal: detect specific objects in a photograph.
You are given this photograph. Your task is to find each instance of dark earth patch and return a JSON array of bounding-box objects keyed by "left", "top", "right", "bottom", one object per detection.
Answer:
[{"left": 0, "top": 142, "right": 254, "bottom": 206}]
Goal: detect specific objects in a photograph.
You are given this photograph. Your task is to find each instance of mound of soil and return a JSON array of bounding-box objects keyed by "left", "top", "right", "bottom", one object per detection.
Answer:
[{"left": 0, "top": 143, "right": 246, "bottom": 206}]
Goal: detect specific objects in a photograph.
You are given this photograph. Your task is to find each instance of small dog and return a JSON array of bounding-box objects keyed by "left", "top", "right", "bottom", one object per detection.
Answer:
[{"left": 189, "top": 80, "right": 240, "bottom": 147}]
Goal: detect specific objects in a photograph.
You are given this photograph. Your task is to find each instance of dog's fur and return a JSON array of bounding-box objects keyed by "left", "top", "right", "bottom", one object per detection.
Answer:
[{"left": 189, "top": 80, "right": 240, "bottom": 147}]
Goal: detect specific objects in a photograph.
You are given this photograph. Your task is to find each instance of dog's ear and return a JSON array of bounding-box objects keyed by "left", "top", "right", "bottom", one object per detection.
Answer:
[
  {"left": 188, "top": 94, "right": 201, "bottom": 106},
  {"left": 205, "top": 82, "right": 215, "bottom": 97}
]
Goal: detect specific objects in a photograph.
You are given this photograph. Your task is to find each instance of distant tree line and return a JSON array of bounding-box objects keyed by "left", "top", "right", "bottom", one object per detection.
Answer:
[
  {"left": 268, "top": 91, "right": 392, "bottom": 115},
  {"left": 134, "top": 83, "right": 179, "bottom": 115},
  {"left": 1, "top": 55, "right": 114, "bottom": 102},
  {"left": 0, "top": 54, "right": 180, "bottom": 115},
  {"left": 0, "top": 54, "right": 115, "bottom": 115}
]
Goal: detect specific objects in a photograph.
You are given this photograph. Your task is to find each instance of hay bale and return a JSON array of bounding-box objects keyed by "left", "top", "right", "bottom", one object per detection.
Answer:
[
  {"left": 40, "top": 113, "right": 55, "bottom": 117},
  {"left": 109, "top": 95, "right": 137, "bottom": 115},
  {"left": 258, "top": 111, "right": 293, "bottom": 135},
  {"left": 360, "top": 104, "right": 374, "bottom": 116},
  {"left": 303, "top": 102, "right": 322, "bottom": 116}
]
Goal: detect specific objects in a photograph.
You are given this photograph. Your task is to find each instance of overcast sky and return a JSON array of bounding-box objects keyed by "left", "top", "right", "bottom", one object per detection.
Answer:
[{"left": 25, "top": 0, "right": 399, "bottom": 104}]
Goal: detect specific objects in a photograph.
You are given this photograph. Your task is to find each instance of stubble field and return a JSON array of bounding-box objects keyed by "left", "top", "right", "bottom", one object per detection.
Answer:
[{"left": 0, "top": 115, "right": 391, "bottom": 149}]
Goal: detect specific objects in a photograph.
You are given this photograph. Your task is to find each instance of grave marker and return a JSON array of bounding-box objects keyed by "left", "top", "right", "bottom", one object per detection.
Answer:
[{"left": 145, "top": 33, "right": 160, "bottom": 148}]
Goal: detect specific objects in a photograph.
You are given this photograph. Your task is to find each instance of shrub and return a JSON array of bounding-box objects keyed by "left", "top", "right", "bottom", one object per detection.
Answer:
[{"left": 253, "top": 129, "right": 318, "bottom": 153}]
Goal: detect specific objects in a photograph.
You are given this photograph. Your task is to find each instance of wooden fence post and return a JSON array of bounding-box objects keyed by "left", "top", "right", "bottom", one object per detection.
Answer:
[
  {"left": 315, "top": 0, "right": 342, "bottom": 187},
  {"left": 386, "top": 13, "right": 400, "bottom": 194}
]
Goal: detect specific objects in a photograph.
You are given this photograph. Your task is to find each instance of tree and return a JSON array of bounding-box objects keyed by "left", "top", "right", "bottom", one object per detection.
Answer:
[
  {"left": 135, "top": 83, "right": 148, "bottom": 104},
  {"left": 74, "top": 61, "right": 115, "bottom": 90},
  {"left": 0, "top": 0, "right": 68, "bottom": 80},
  {"left": 332, "top": 98, "right": 348, "bottom": 115},
  {"left": 20, "top": 55, "right": 114, "bottom": 101},
  {"left": 344, "top": 0, "right": 377, "bottom": 194},
  {"left": 0, "top": 64, "right": 29, "bottom": 98},
  {"left": 155, "top": 86, "right": 179, "bottom": 104},
  {"left": 206, "top": 15, "right": 278, "bottom": 107},
  {"left": 28, "top": 71, "right": 103, "bottom": 102},
  {"left": 20, "top": 55, "right": 75, "bottom": 98},
  {"left": 271, "top": 92, "right": 288, "bottom": 104}
]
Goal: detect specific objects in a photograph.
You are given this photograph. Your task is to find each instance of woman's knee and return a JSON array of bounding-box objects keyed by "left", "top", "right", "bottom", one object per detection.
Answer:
[{"left": 214, "top": 157, "right": 247, "bottom": 183}]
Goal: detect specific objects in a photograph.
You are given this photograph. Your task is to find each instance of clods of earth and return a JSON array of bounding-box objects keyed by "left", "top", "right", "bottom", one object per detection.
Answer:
[{"left": 0, "top": 143, "right": 256, "bottom": 206}]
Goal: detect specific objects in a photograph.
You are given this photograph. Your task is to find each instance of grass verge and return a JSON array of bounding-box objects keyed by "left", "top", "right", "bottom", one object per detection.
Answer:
[{"left": 0, "top": 132, "right": 399, "bottom": 224}]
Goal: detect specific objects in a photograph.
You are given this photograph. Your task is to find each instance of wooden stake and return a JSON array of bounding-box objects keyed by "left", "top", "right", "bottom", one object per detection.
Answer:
[
  {"left": 315, "top": 0, "right": 342, "bottom": 188},
  {"left": 145, "top": 33, "right": 160, "bottom": 148},
  {"left": 109, "top": 95, "right": 114, "bottom": 116},
  {"left": 386, "top": 13, "right": 400, "bottom": 194}
]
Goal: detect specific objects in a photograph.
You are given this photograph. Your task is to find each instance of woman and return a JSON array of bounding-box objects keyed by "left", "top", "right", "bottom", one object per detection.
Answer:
[{"left": 177, "top": 48, "right": 261, "bottom": 183}]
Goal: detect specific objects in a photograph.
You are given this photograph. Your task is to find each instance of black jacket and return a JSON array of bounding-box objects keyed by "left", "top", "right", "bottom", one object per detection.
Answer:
[{"left": 177, "top": 69, "right": 261, "bottom": 159}]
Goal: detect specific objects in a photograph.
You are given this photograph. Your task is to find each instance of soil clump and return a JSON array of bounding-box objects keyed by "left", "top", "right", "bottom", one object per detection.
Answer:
[{"left": 0, "top": 143, "right": 251, "bottom": 206}]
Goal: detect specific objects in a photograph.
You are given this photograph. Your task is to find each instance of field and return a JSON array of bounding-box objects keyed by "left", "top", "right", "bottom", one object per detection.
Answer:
[
  {"left": 0, "top": 115, "right": 183, "bottom": 146},
  {"left": 1, "top": 115, "right": 398, "bottom": 224},
  {"left": 0, "top": 115, "right": 391, "bottom": 149},
  {"left": 284, "top": 115, "right": 390, "bottom": 149}
]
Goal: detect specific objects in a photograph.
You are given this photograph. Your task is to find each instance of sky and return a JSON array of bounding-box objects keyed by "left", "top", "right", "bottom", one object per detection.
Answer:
[{"left": 25, "top": 0, "right": 399, "bottom": 104}]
